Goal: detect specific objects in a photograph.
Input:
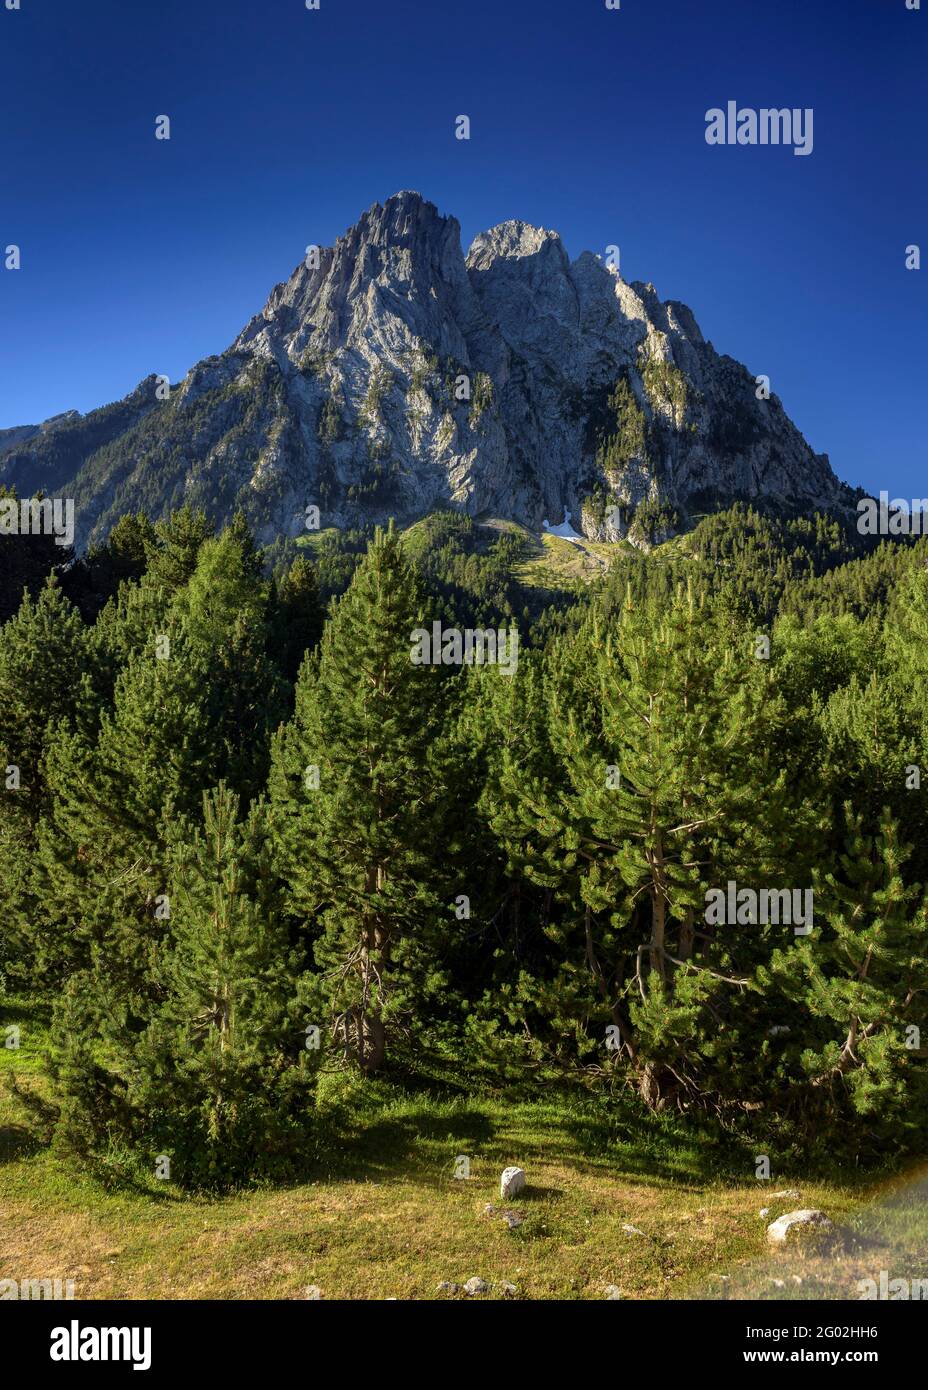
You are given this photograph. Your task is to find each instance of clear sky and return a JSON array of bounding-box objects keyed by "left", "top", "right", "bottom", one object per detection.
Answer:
[{"left": 1, "top": 0, "right": 925, "bottom": 498}]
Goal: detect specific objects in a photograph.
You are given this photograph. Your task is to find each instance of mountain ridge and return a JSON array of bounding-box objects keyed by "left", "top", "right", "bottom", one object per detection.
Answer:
[{"left": 1, "top": 190, "right": 852, "bottom": 552}]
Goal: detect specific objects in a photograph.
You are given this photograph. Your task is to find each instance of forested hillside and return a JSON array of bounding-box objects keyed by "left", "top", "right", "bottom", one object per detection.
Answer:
[{"left": 2, "top": 500, "right": 927, "bottom": 1189}]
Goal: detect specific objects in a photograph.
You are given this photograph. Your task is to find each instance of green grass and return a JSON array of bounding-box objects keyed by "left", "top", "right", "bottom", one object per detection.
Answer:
[
  {"left": 293, "top": 514, "right": 634, "bottom": 612},
  {"left": 3, "top": 1002, "right": 919, "bottom": 1301},
  {"left": 504, "top": 528, "right": 627, "bottom": 594}
]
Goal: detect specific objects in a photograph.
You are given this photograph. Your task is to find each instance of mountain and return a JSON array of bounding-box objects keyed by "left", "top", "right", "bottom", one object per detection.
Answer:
[
  {"left": 0, "top": 410, "right": 82, "bottom": 459},
  {"left": 0, "top": 191, "right": 851, "bottom": 551}
]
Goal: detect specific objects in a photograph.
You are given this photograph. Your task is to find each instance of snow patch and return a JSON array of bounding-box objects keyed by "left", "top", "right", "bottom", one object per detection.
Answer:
[{"left": 543, "top": 510, "right": 583, "bottom": 542}]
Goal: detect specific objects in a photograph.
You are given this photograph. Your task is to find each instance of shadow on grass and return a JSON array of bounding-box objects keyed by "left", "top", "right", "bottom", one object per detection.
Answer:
[
  {"left": 78, "top": 1155, "right": 186, "bottom": 1205},
  {"left": 0, "top": 1123, "right": 42, "bottom": 1164},
  {"left": 0, "top": 1073, "right": 57, "bottom": 1166},
  {"left": 516, "top": 1184, "right": 563, "bottom": 1202},
  {"left": 307, "top": 1105, "right": 498, "bottom": 1186}
]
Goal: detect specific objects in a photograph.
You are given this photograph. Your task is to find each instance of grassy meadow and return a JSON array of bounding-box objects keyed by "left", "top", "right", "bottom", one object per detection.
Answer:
[{"left": 1, "top": 996, "right": 916, "bottom": 1302}]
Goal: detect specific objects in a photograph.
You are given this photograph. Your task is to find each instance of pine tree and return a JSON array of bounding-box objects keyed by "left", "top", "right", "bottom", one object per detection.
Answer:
[
  {"left": 0, "top": 575, "right": 98, "bottom": 824},
  {"left": 29, "top": 523, "right": 285, "bottom": 1001},
  {"left": 270, "top": 525, "right": 448, "bottom": 1073},
  {"left": 270, "top": 553, "right": 324, "bottom": 685},
  {"left": 0, "top": 486, "right": 73, "bottom": 624},
  {"left": 488, "top": 581, "right": 813, "bottom": 1110},
  {"left": 0, "top": 577, "right": 100, "bottom": 981},
  {"left": 174, "top": 526, "right": 287, "bottom": 800},
  {"left": 66, "top": 511, "right": 157, "bottom": 620},
  {"left": 116, "top": 785, "right": 317, "bottom": 1187},
  {"left": 763, "top": 807, "right": 928, "bottom": 1143},
  {"left": 142, "top": 505, "right": 213, "bottom": 595}
]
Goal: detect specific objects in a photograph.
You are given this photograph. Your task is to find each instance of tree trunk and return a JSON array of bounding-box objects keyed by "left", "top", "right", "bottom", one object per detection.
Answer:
[
  {"left": 678, "top": 908, "right": 695, "bottom": 962},
  {"left": 648, "top": 834, "right": 667, "bottom": 984},
  {"left": 355, "top": 864, "right": 389, "bottom": 1074},
  {"left": 637, "top": 1060, "right": 671, "bottom": 1111}
]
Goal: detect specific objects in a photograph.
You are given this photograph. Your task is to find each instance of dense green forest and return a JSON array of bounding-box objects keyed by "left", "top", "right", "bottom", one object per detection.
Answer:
[{"left": 2, "top": 497, "right": 927, "bottom": 1188}]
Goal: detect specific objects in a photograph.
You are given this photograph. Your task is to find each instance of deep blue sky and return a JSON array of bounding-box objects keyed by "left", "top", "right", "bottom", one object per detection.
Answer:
[{"left": 1, "top": 0, "right": 925, "bottom": 497}]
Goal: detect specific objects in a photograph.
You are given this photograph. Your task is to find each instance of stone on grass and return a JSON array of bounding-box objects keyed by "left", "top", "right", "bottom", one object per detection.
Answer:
[
  {"left": 437, "top": 1281, "right": 460, "bottom": 1294},
  {"left": 463, "top": 1276, "right": 489, "bottom": 1296},
  {"left": 603, "top": 1284, "right": 623, "bottom": 1299},
  {"left": 305, "top": 1285, "right": 323, "bottom": 1300},
  {"left": 500, "top": 1282, "right": 518, "bottom": 1298},
  {"left": 503, "top": 1210, "right": 524, "bottom": 1230},
  {"left": 766, "top": 1209, "right": 833, "bottom": 1245},
  {"left": 500, "top": 1166, "right": 526, "bottom": 1200}
]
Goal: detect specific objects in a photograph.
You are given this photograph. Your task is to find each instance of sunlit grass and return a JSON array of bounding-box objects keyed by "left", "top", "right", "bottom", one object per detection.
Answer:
[{"left": 0, "top": 1014, "right": 899, "bottom": 1301}]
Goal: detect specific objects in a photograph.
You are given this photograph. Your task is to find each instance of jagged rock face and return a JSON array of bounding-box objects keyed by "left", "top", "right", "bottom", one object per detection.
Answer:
[{"left": 0, "top": 191, "right": 847, "bottom": 550}]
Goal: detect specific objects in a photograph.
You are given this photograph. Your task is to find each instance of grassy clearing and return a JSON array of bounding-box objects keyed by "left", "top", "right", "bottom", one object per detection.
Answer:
[
  {"left": 510, "top": 530, "right": 624, "bottom": 592},
  {"left": 1, "top": 1009, "right": 910, "bottom": 1301},
  {"left": 296, "top": 515, "right": 627, "bottom": 600}
]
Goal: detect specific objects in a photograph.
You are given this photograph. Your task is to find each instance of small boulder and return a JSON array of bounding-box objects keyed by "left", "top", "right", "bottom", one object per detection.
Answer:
[
  {"left": 621, "top": 1223, "right": 645, "bottom": 1236},
  {"left": 502, "top": 1210, "right": 524, "bottom": 1230},
  {"left": 437, "top": 1281, "right": 460, "bottom": 1294},
  {"left": 603, "top": 1284, "right": 623, "bottom": 1300},
  {"left": 463, "top": 1276, "right": 489, "bottom": 1296},
  {"left": 305, "top": 1285, "right": 323, "bottom": 1300},
  {"left": 766, "top": 1209, "right": 833, "bottom": 1245},
  {"left": 500, "top": 1166, "right": 526, "bottom": 1200},
  {"left": 500, "top": 1282, "right": 519, "bottom": 1298}
]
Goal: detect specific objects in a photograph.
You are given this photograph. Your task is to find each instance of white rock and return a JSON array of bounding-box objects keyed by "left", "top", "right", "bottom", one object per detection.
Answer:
[
  {"left": 766, "top": 1210, "right": 833, "bottom": 1245},
  {"left": 304, "top": 1285, "right": 323, "bottom": 1300},
  {"left": 603, "top": 1284, "right": 623, "bottom": 1299},
  {"left": 621, "top": 1223, "right": 645, "bottom": 1236},
  {"left": 500, "top": 1166, "right": 526, "bottom": 1199},
  {"left": 463, "top": 1277, "right": 489, "bottom": 1296},
  {"left": 500, "top": 1282, "right": 518, "bottom": 1298}
]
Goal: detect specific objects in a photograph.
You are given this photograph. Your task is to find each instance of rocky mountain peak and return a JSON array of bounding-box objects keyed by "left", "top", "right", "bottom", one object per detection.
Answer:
[
  {"left": 467, "top": 219, "right": 566, "bottom": 267},
  {"left": 1, "top": 192, "right": 849, "bottom": 551}
]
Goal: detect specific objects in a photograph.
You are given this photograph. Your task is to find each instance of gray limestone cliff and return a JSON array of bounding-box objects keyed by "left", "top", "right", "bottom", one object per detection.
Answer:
[{"left": 1, "top": 191, "right": 849, "bottom": 550}]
